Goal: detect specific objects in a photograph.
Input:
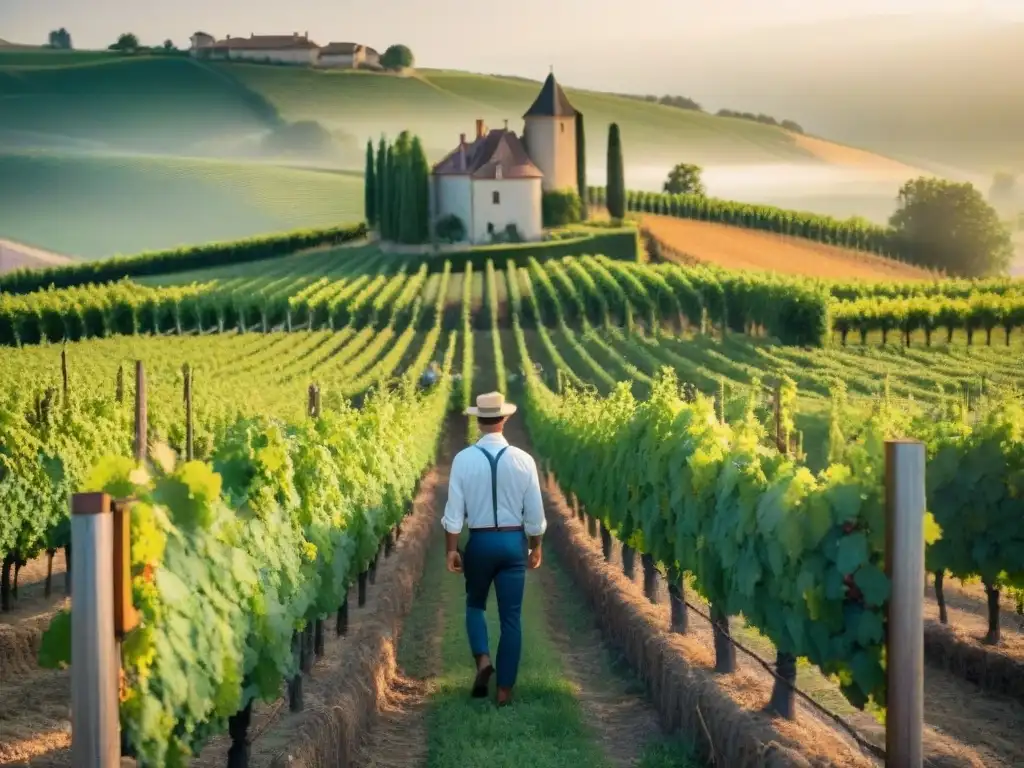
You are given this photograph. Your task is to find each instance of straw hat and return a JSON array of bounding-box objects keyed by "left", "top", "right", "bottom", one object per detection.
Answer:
[{"left": 465, "top": 391, "right": 517, "bottom": 418}]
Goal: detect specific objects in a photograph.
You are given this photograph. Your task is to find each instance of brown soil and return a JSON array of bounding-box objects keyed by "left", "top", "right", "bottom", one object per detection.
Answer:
[
  {"left": 0, "top": 552, "right": 70, "bottom": 682},
  {"left": 537, "top": 561, "right": 666, "bottom": 766},
  {"left": 926, "top": 576, "right": 1024, "bottom": 637},
  {"left": 642, "top": 215, "right": 933, "bottom": 281},
  {"left": 0, "top": 665, "right": 71, "bottom": 765},
  {"left": 349, "top": 433, "right": 457, "bottom": 768},
  {"left": 921, "top": 576, "right": 1024, "bottom": 704}
]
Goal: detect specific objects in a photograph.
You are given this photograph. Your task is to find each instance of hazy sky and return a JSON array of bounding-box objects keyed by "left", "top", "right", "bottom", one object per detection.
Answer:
[{"left": 2, "top": 0, "right": 1022, "bottom": 98}]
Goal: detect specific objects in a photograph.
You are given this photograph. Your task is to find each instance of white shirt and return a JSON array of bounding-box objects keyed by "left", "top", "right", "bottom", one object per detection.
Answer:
[{"left": 442, "top": 433, "right": 547, "bottom": 537}]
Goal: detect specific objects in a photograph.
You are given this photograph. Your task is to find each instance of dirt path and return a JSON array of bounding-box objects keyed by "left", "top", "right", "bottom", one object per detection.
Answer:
[
  {"left": 538, "top": 557, "right": 668, "bottom": 766},
  {"left": 350, "top": 426, "right": 457, "bottom": 768},
  {"left": 350, "top": 413, "right": 698, "bottom": 768}
]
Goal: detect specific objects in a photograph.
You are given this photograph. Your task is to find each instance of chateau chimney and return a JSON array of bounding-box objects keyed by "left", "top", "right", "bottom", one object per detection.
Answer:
[
  {"left": 459, "top": 133, "right": 466, "bottom": 144},
  {"left": 304, "top": 31, "right": 308, "bottom": 39},
  {"left": 503, "top": 119, "right": 509, "bottom": 130},
  {"left": 475, "top": 119, "right": 485, "bottom": 139}
]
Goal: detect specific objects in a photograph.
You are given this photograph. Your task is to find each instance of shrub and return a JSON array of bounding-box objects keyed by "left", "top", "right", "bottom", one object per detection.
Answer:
[
  {"left": 490, "top": 223, "right": 523, "bottom": 244},
  {"left": 435, "top": 214, "right": 466, "bottom": 243},
  {"left": 542, "top": 190, "right": 582, "bottom": 227}
]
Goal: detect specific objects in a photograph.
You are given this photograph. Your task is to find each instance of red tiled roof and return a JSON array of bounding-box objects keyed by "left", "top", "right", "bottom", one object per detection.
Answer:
[
  {"left": 320, "top": 42, "right": 363, "bottom": 55},
  {"left": 211, "top": 34, "right": 319, "bottom": 51},
  {"left": 433, "top": 129, "right": 543, "bottom": 180}
]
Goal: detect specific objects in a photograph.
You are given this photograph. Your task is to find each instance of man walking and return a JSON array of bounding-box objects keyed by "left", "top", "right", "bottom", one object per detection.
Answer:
[{"left": 442, "top": 391, "right": 546, "bottom": 707}]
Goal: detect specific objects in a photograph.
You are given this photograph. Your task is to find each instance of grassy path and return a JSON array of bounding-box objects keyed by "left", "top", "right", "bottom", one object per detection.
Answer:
[{"left": 357, "top": 416, "right": 698, "bottom": 768}]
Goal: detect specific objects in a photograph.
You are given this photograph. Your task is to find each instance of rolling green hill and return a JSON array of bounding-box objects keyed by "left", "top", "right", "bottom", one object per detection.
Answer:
[
  {"left": 0, "top": 54, "right": 840, "bottom": 167},
  {"left": 0, "top": 55, "right": 277, "bottom": 153},
  {"left": 225, "top": 64, "right": 817, "bottom": 166},
  {"left": 0, "top": 53, "right": 928, "bottom": 258},
  {"left": 0, "top": 152, "right": 364, "bottom": 259}
]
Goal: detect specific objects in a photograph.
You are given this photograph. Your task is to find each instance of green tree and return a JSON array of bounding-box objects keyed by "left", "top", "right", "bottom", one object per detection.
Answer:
[
  {"left": 382, "top": 144, "right": 393, "bottom": 239},
  {"left": 380, "top": 44, "right": 414, "bottom": 70},
  {"left": 606, "top": 123, "right": 626, "bottom": 221},
  {"left": 410, "top": 136, "right": 431, "bottom": 243},
  {"left": 364, "top": 140, "right": 377, "bottom": 227},
  {"left": 398, "top": 153, "right": 419, "bottom": 244},
  {"left": 664, "top": 163, "right": 706, "bottom": 196},
  {"left": 389, "top": 132, "right": 411, "bottom": 239},
  {"left": 575, "top": 112, "right": 588, "bottom": 220},
  {"left": 375, "top": 136, "right": 388, "bottom": 234},
  {"left": 112, "top": 32, "right": 139, "bottom": 52},
  {"left": 889, "top": 177, "right": 1013, "bottom": 277},
  {"left": 162, "top": 39, "right": 176, "bottom": 52},
  {"left": 47, "top": 28, "right": 72, "bottom": 49}
]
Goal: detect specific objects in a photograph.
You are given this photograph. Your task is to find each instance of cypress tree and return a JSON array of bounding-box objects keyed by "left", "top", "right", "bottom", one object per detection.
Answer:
[
  {"left": 575, "top": 112, "right": 587, "bottom": 220},
  {"left": 606, "top": 122, "right": 625, "bottom": 221},
  {"left": 410, "top": 136, "right": 431, "bottom": 243},
  {"left": 384, "top": 144, "right": 396, "bottom": 240},
  {"left": 364, "top": 139, "right": 377, "bottom": 227},
  {"left": 398, "top": 152, "right": 417, "bottom": 244},
  {"left": 389, "top": 133, "right": 409, "bottom": 239},
  {"left": 376, "top": 136, "right": 388, "bottom": 238}
]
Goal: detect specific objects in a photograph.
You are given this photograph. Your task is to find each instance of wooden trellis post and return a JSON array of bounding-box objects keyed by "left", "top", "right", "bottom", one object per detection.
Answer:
[
  {"left": 183, "top": 364, "right": 194, "bottom": 462},
  {"left": 885, "top": 440, "right": 925, "bottom": 767}
]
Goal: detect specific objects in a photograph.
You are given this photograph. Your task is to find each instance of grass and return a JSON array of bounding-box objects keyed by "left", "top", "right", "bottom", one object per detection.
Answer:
[
  {"left": 425, "top": 534, "right": 609, "bottom": 767},
  {"left": 409, "top": 523, "right": 698, "bottom": 768},
  {"left": 0, "top": 48, "right": 119, "bottom": 67},
  {"left": 0, "top": 151, "right": 364, "bottom": 258}
]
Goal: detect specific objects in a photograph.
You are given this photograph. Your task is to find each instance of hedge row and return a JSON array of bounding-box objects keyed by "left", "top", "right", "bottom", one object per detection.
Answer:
[
  {"left": 0, "top": 222, "right": 368, "bottom": 295},
  {"left": 831, "top": 293, "right": 1024, "bottom": 346},
  {"left": 651, "top": 263, "right": 831, "bottom": 347},
  {"left": 413, "top": 227, "right": 640, "bottom": 273},
  {"left": 589, "top": 185, "right": 897, "bottom": 257}
]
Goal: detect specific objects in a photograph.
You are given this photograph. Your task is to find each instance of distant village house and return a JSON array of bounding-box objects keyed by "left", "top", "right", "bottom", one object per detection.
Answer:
[
  {"left": 189, "top": 32, "right": 379, "bottom": 69},
  {"left": 430, "top": 73, "right": 579, "bottom": 244},
  {"left": 318, "top": 42, "right": 380, "bottom": 69}
]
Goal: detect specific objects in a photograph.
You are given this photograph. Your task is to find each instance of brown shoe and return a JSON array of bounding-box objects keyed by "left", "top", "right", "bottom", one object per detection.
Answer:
[
  {"left": 471, "top": 663, "right": 494, "bottom": 698},
  {"left": 496, "top": 686, "right": 513, "bottom": 707}
]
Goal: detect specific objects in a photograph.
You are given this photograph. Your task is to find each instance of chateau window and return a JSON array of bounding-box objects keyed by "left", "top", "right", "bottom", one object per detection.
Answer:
[
  {"left": 492, "top": 191, "right": 500, "bottom": 204},
  {"left": 560, "top": 122, "right": 565, "bottom": 133}
]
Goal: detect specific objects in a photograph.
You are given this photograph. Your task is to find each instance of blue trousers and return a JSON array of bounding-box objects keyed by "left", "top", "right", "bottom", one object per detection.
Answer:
[{"left": 463, "top": 529, "right": 527, "bottom": 689}]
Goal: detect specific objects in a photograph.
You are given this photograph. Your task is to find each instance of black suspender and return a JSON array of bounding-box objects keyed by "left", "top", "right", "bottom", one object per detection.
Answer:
[{"left": 474, "top": 445, "right": 509, "bottom": 529}]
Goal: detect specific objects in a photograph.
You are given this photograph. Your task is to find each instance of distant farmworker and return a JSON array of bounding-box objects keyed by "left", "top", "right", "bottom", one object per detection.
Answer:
[
  {"left": 442, "top": 391, "right": 546, "bottom": 707},
  {"left": 420, "top": 361, "right": 441, "bottom": 389}
]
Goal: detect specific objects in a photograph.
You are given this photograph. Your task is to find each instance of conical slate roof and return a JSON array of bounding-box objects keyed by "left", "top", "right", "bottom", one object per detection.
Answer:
[{"left": 523, "top": 73, "right": 578, "bottom": 118}]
